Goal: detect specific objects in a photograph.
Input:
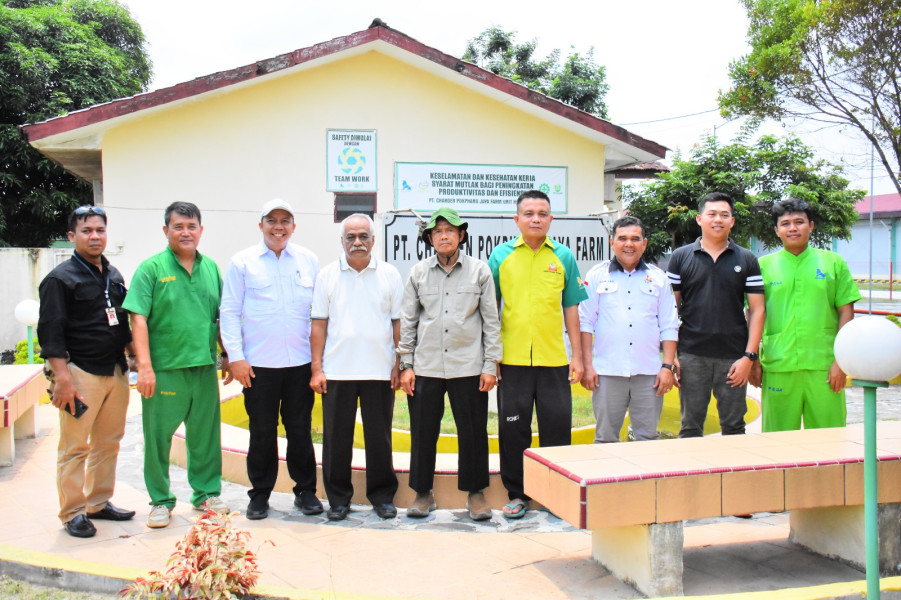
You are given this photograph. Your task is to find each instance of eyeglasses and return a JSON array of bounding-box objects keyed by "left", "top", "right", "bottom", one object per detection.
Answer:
[{"left": 73, "top": 206, "right": 106, "bottom": 218}]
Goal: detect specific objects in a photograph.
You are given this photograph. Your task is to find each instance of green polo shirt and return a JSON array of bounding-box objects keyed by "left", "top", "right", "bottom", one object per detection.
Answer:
[
  {"left": 759, "top": 247, "right": 860, "bottom": 373},
  {"left": 488, "top": 235, "right": 587, "bottom": 367},
  {"left": 123, "top": 246, "right": 223, "bottom": 371}
]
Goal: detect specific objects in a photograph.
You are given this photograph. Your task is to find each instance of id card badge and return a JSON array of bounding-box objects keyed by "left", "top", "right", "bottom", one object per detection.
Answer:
[{"left": 106, "top": 307, "right": 119, "bottom": 326}]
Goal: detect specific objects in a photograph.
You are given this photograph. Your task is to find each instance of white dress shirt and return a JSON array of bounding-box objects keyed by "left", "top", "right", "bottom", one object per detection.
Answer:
[
  {"left": 220, "top": 241, "right": 319, "bottom": 367},
  {"left": 579, "top": 258, "right": 680, "bottom": 377}
]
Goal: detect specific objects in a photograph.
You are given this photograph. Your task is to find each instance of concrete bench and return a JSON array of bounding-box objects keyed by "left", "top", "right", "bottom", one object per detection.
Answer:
[
  {"left": 523, "top": 423, "right": 901, "bottom": 597},
  {"left": 0, "top": 364, "right": 45, "bottom": 466}
]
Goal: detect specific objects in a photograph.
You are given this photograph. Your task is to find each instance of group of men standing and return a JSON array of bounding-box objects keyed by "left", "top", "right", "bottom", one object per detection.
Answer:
[{"left": 37, "top": 187, "right": 859, "bottom": 537}]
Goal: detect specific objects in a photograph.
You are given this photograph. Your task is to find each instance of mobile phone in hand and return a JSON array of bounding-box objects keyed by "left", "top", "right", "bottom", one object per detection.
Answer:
[{"left": 66, "top": 397, "right": 89, "bottom": 419}]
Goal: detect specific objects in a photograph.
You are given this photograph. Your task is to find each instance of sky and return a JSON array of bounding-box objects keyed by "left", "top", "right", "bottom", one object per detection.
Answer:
[{"left": 118, "top": 0, "right": 895, "bottom": 196}]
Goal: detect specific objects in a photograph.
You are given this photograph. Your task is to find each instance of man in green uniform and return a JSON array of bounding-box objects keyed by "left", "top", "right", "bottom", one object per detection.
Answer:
[
  {"left": 751, "top": 198, "right": 861, "bottom": 431},
  {"left": 123, "top": 202, "right": 230, "bottom": 528}
]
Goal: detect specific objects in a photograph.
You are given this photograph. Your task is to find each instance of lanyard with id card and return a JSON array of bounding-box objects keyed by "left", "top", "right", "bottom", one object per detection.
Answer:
[{"left": 73, "top": 253, "right": 119, "bottom": 327}]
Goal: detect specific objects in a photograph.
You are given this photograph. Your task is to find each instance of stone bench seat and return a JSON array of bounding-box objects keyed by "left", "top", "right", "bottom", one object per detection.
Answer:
[
  {"left": 0, "top": 364, "right": 44, "bottom": 466},
  {"left": 523, "top": 423, "right": 901, "bottom": 596}
]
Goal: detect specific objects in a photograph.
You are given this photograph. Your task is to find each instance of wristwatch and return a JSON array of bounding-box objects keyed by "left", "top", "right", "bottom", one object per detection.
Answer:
[
  {"left": 661, "top": 363, "right": 677, "bottom": 373},
  {"left": 743, "top": 352, "right": 759, "bottom": 362},
  {"left": 400, "top": 362, "right": 414, "bottom": 371}
]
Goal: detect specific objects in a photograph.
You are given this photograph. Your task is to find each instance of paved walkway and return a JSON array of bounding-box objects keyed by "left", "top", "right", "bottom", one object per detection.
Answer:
[{"left": 2, "top": 397, "right": 901, "bottom": 599}]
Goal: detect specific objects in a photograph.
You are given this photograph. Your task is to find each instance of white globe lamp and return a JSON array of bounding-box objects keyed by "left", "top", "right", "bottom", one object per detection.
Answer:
[
  {"left": 834, "top": 316, "right": 901, "bottom": 382},
  {"left": 833, "top": 315, "right": 901, "bottom": 600},
  {"left": 14, "top": 299, "right": 40, "bottom": 364}
]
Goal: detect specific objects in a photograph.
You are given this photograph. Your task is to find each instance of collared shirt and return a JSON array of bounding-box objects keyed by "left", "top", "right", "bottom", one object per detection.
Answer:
[
  {"left": 122, "top": 246, "right": 223, "bottom": 371},
  {"left": 37, "top": 251, "right": 131, "bottom": 376},
  {"left": 488, "top": 235, "right": 587, "bottom": 367},
  {"left": 579, "top": 258, "right": 680, "bottom": 377},
  {"left": 311, "top": 255, "right": 403, "bottom": 380},
  {"left": 759, "top": 247, "right": 860, "bottom": 372},
  {"left": 398, "top": 253, "right": 502, "bottom": 378},
  {"left": 666, "top": 238, "right": 764, "bottom": 358},
  {"left": 220, "top": 241, "right": 319, "bottom": 368}
]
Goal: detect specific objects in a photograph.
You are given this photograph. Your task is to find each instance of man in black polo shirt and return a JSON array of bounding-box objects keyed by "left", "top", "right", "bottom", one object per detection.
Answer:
[
  {"left": 38, "top": 206, "right": 136, "bottom": 538},
  {"left": 666, "top": 192, "right": 765, "bottom": 438}
]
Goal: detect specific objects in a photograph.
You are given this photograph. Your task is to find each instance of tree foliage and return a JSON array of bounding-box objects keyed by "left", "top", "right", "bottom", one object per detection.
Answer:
[
  {"left": 463, "top": 26, "right": 610, "bottom": 118},
  {"left": 0, "top": 0, "right": 151, "bottom": 247},
  {"left": 719, "top": 0, "right": 901, "bottom": 197},
  {"left": 623, "top": 134, "right": 863, "bottom": 263}
]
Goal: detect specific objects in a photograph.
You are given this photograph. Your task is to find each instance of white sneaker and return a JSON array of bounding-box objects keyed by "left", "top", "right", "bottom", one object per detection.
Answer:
[
  {"left": 194, "top": 496, "right": 229, "bottom": 514},
  {"left": 147, "top": 505, "right": 171, "bottom": 528}
]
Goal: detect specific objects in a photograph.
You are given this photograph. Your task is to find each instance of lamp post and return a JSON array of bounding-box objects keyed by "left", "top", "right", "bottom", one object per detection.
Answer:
[
  {"left": 834, "top": 316, "right": 901, "bottom": 600},
  {"left": 14, "top": 299, "right": 40, "bottom": 364}
]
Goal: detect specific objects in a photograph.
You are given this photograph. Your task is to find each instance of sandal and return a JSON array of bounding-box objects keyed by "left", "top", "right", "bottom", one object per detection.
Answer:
[{"left": 503, "top": 499, "right": 527, "bottom": 519}]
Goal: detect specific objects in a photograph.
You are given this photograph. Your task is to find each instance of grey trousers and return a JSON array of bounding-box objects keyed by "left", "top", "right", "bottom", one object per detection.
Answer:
[
  {"left": 678, "top": 352, "right": 748, "bottom": 438},
  {"left": 592, "top": 374, "right": 661, "bottom": 443}
]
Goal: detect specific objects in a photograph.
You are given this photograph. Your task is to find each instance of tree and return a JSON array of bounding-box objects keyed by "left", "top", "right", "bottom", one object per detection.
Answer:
[
  {"left": 719, "top": 0, "right": 901, "bottom": 197},
  {"left": 623, "top": 134, "right": 863, "bottom": 263},
  {"left": 0, "top": 0, "right": 151, "bottom": 247},
  {"left": 463, "top": 26, "right": 610, "bottom": 118}
]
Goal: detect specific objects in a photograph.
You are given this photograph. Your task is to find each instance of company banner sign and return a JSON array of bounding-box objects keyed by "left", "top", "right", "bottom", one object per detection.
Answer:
[
  {"left": 327, "top": 129, "right": 377, "bottom": 192},
  {"left": 383, "top": 214, "right": 607, "bottom": 282},
  {"left": 395, "top": 163, "right": 567, "bottom": 213}
]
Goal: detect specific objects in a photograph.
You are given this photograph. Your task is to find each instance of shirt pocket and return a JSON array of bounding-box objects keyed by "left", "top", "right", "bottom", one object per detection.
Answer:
[
  {"left": 290, "top": 273, "right": 315, "bottom": 316},
  {"left": 595, "top": 280, "right": 618, "bottom": 307},
  {"left": 455, "top": 284, "right": 481, "bottom": 320},
  {"left": 245, "top": 275, "right": 277, "bottom": 314},
  {"left": 640, "top": 282, "right": 661, "bottom": 298},
  {"left": 418, "top": 285, "right": 441, "bottom": 319}
]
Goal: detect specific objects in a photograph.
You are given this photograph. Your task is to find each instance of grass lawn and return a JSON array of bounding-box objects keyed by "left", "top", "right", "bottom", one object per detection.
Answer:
[
  {"left": 0, "top": 576, "right": 115, "bottom": 599},
  {"left": 392, "top": 387, "right": 596, "bottom": 435}
]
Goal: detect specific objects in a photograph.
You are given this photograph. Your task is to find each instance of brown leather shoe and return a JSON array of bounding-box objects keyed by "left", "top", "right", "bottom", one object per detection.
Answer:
[
  {"left": 406, "top": 492, "right": 436, "bottom": 518},
  {"left": 467, "top": 492, "right": 492, "bottom": 521}
]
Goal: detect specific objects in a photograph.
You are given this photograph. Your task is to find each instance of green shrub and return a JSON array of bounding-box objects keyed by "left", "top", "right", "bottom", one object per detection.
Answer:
[{"left": 13, "top": 338, "right": 43, "bottom": 364}]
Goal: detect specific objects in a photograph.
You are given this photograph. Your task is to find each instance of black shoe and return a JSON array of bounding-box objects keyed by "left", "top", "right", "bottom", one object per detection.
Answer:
[
  {"left": 246, "top": 497, "right": 269, "bottom": 520},
  {"left": 87, "top": 502, "right": 135, "bottom": 521},
  {"left": 294, "top": 490, "right": 324, "bottom": 515},
  {"left": 373, "top": 503, "right": 397, "bottom": 519},
  {"left": 65, "top": 514, "right": 96, "bottom": 538},
  {"left": 327, "top": 504, "right": 350, "bottom": 521}
]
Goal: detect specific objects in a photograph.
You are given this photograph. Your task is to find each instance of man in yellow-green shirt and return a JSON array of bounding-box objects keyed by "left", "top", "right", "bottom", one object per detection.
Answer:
[
  {"left": 751, "top": 198, "right": 860, "bottom": 431},
  {"left": 488, "top": 190, "right": 587, "bottom": 519}
]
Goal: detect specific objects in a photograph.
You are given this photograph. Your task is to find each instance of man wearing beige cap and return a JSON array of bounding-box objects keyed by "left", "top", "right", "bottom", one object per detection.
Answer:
[{"left": 220, "top": 199, "right": 323, "bottom": 520}]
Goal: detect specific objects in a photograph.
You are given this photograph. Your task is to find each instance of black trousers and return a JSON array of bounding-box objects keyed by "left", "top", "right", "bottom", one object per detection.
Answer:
[
  {"left": 321, "top": 380, "right": 398, "bottom": 507},
  {"left": 497, "top": 365, "right": 572, "bottom": 501},
  {"left": 243, "top": 364, "right": 317, "bottom": 501},
  {"left": 408, "top": 375, "right": 489, "bottom": 494}
]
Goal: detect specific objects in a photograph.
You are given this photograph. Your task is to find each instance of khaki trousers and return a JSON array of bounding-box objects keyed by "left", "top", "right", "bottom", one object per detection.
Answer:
[{"left": 52, "top": 363, "right": 130, "bottom": 523}]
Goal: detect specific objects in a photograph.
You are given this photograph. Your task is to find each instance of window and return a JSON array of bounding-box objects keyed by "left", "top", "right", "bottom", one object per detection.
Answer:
[{"left": 334, "top": 193, "right": 376, "bottom": 223}]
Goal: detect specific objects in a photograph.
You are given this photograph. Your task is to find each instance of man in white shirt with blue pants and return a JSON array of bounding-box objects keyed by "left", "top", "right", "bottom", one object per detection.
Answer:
[
  {"left": 220, "top": 199, "right": 323, "bottom": 519},
  {"left": 579, "top": 216, "right": 680, "bottom": 442}
]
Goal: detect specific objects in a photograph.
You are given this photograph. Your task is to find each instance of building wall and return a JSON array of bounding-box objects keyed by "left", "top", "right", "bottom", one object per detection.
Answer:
[
  {"left": 834, "top": 217, "right": 900, "bottom": 278},
  {"left": 0, "top": 248, "right": 69, "bottom": 354},
  {"left": 99, "top": 50, "right": 607, "bottom": 279}
]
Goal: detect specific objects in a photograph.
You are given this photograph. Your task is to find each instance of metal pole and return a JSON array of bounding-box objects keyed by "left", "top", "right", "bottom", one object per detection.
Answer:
[
  {"left": 26, "top": 324, "right": 34, "bottom": 364},
  {"left": 860, "top": 379, "right": 889, "bottom": 599}
]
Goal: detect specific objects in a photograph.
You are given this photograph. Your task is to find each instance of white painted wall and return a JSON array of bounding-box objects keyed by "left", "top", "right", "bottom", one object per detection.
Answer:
[
  {"left": 98, "top": 49, "right": 609, "bottom": 281},
  {"left": 0, "top": 248, "right": 69, "bottom": 354}
]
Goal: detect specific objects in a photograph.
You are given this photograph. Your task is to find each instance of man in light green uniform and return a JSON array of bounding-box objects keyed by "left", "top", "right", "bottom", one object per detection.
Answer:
[
  {"left": 751, "top": 198, "right": 860, "bottom": 431},
  {"left": 123, "top": 202, "right": 230, "bottom": 528}
]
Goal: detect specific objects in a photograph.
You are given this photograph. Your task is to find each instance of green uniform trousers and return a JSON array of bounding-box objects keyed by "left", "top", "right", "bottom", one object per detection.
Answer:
[
  {"left": 761, "top": 369, "right": 846, "bottom": 432},
  {"left": 141, "top": 365, "right": 221, "bottom": 508}
]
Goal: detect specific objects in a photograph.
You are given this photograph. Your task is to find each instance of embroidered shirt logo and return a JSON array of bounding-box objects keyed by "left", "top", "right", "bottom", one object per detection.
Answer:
[
  {"left": 548, "top": 263, "right": 557, "bottom": 273},
  {"left": 734, "top": 266, "right": 742, "bottom": 273},
  {"left": 160, "top": 275, "right": 176, "bottom": 283},
  {"left": 815, "top": 268, "right": 826, "bottom": 279}
]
